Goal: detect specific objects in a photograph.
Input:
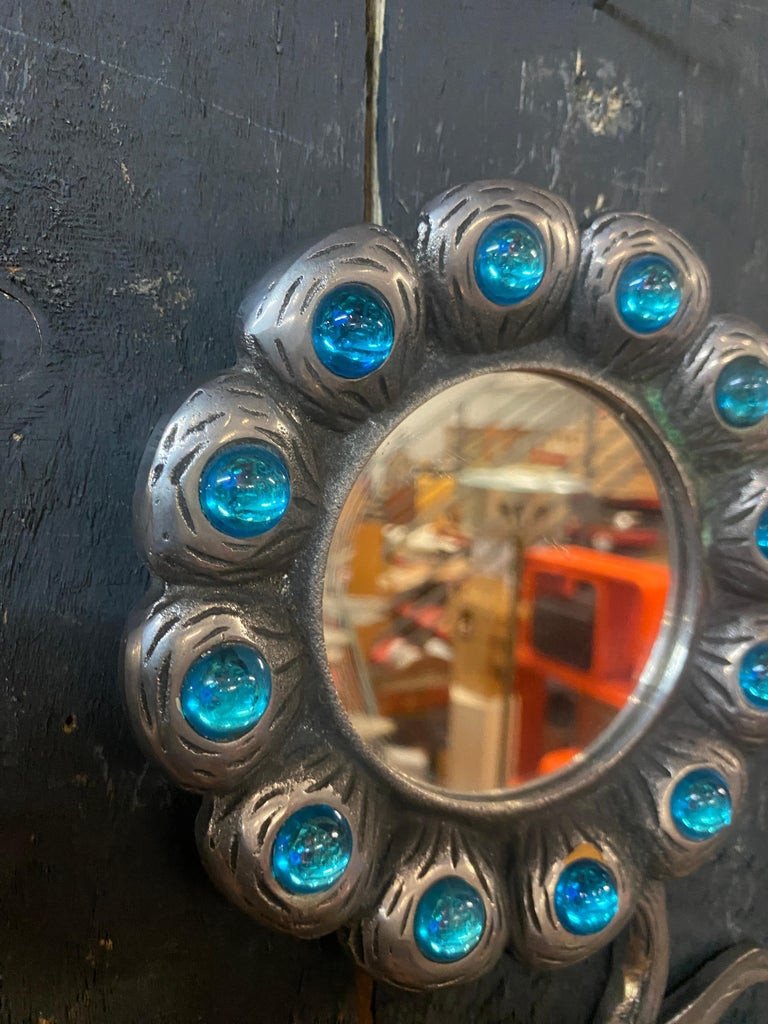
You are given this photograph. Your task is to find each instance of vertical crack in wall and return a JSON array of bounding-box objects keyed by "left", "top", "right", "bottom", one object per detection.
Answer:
[
  {"left": 364, "top": 0, "right": 386, "bottom": 224},
  {"left": 360, "top": 10, "right": 386, "bottom": 1017},
  {"left": 355, "top": 965, "right": 375, "bottom": 1024}
]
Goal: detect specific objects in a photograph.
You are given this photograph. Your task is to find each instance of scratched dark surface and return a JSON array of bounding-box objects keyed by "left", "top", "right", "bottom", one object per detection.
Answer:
[{"left": 1, "top": 0, "right": 768, "bottom": 1021}]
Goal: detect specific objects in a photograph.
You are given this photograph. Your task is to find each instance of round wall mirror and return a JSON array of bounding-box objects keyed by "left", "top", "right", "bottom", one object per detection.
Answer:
[
  {"left": 126, "top": 177, "right": 768, "bottom": 1002},
  {"left": 323, "top": 372, "right": 672, "bottom": 794}
]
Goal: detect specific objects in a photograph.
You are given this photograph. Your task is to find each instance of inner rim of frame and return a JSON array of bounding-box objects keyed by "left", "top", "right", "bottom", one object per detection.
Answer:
[{"left": 305, "top": 354, "right": 701, "bottom": 820}]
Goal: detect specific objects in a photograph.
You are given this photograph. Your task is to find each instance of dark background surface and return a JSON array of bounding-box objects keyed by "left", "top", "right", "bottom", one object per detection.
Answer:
[{"left": 1, "top": 1, "right": 768, "bottom": 1021}]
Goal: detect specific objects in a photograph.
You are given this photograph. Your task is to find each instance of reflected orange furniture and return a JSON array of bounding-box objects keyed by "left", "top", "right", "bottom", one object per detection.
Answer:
[
  {"left": 537, "top": 746, "right": 581, "bottom": 776},
  {"left": 514, "top": 545, "right": 669, "bottom": 779}
]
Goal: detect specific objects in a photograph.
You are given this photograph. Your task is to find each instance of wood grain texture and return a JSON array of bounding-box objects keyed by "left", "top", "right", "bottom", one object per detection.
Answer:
[
  {"left": 3, "top": 0, "right": 768, "bottom": 1021},
  {"left": 0, "top": 0, "right": 365, "bottom": 1020}
]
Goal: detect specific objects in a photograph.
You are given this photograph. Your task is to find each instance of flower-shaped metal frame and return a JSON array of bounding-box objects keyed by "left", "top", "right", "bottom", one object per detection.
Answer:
[{"left": 123, "top": 179, "right": 768, "bottom": 1017}]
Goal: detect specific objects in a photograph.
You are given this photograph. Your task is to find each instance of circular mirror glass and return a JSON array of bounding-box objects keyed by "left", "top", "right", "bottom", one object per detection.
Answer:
[{"left": 323, "top": 373, "right": 672, "bottom": 794}]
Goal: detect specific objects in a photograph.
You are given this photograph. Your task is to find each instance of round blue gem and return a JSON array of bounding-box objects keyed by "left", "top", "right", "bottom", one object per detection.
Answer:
[
  {"left": 473, "top": 218, "right": 546, "bottom": 305},
  {"left": 312, "top": 283, "right": 394, "bottom": 379},
  {"left": 180, "top": 644, "right": 271, "bottom": 741},
  {"left": 670, "top": 768, "right": 732, "bottom": 841},
  {"left": 616, "top": 254, "right": 682, "bottom": 334},
  {"left": 554, "top": 859, "right": 619, "bottom": 936},
  {"left": 199, "top": 442, "right": 290, "bottom": 538},
  {"left": 413, "top": 877, "right": 486, "bottom": 963},
  {"left": 756, "top": 506, "right": 768, "bottom": 560},
  {"left": 740, "top": 642, "right": 768, "bottom": 709},
  {"left": 271, "top": 804, "right": 353, "bottom": 894},
  {"left": 715, "top": 356, "right": 768, "bottom": 428}
]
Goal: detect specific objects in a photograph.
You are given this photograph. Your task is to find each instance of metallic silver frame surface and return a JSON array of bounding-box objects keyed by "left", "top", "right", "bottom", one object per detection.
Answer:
[{"left": 123, "top": 179, "right": 768, "bottom": 1017}]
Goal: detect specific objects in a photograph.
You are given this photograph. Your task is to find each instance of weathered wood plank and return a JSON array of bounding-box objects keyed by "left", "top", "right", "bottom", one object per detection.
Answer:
[
  {"left": 379, "top": 0, "right": 768, "bottom": 322},
  {"left": 377, "top": 2, "right": 768, "bottom": 1022},
  {"left": 0, "top": 1, "right": 366, "bottom": 1020}
]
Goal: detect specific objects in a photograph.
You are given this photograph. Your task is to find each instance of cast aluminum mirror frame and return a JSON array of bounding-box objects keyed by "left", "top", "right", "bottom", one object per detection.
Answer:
[{"left": 123, "top": 179, "right": 768, "bottom": 1018}]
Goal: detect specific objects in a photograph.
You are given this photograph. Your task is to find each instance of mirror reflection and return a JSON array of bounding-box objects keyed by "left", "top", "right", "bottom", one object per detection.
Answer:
[{"left": 323, "top": 373, "right": 671, "bottom": 794}]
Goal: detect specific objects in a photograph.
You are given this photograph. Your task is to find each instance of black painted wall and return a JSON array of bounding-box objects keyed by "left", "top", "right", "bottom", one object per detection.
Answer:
[{"left": 1, "top": 1, "right": 768, "bottom": 1021}]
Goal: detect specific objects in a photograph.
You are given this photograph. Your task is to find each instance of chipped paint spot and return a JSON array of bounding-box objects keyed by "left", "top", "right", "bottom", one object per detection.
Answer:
[
  {"left": 583, "top": 193, "right": 608, "bottom": 220},
  {"left": 128, "top": 275, "right": 164, "bottom": 297},
  {"left": 123, "top": 270, "right": 194, "bottom": 316},
  {"left": 120, "top": 161, "right": 135, "bottom": 193},
  {"left": 572, "top": 60, "right": 642, "bottom": 137}
]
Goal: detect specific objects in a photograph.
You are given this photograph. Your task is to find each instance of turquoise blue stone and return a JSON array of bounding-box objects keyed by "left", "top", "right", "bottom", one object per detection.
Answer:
[
  {"left": 740, "top": 642, "right": 768, "bottom": 709},
  {"left": 473, "top": 218, "right": 546, "bottom": 305},
  {"left": 554, "top": 860, "right": 619, "bottom": 936},
  {"left": 199, "top": 443, "right": 290, "bottom": 538},
  {"left": 180, "top": 644, "right": 271, "bottom": 741},
  {"left": 271, "top": 804, "right": 353, "bottom": 894},
  {"left": 616, "top": 254, "right": 682, "bottom": 334},
  {"left": 312, "top": 284, "right": 394, "bottom": 379},
  {"left": 670, "top": 768, "right": 732, "bottom": 841},
  {"left": 756, "top": 507, "right": 768, "bottom": 559},
  {"left": 413, "top": 877, "right": 486, "bottom": 963},
  {"left": 715, "top": 356, "right": 768, "bottom": 428}
]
